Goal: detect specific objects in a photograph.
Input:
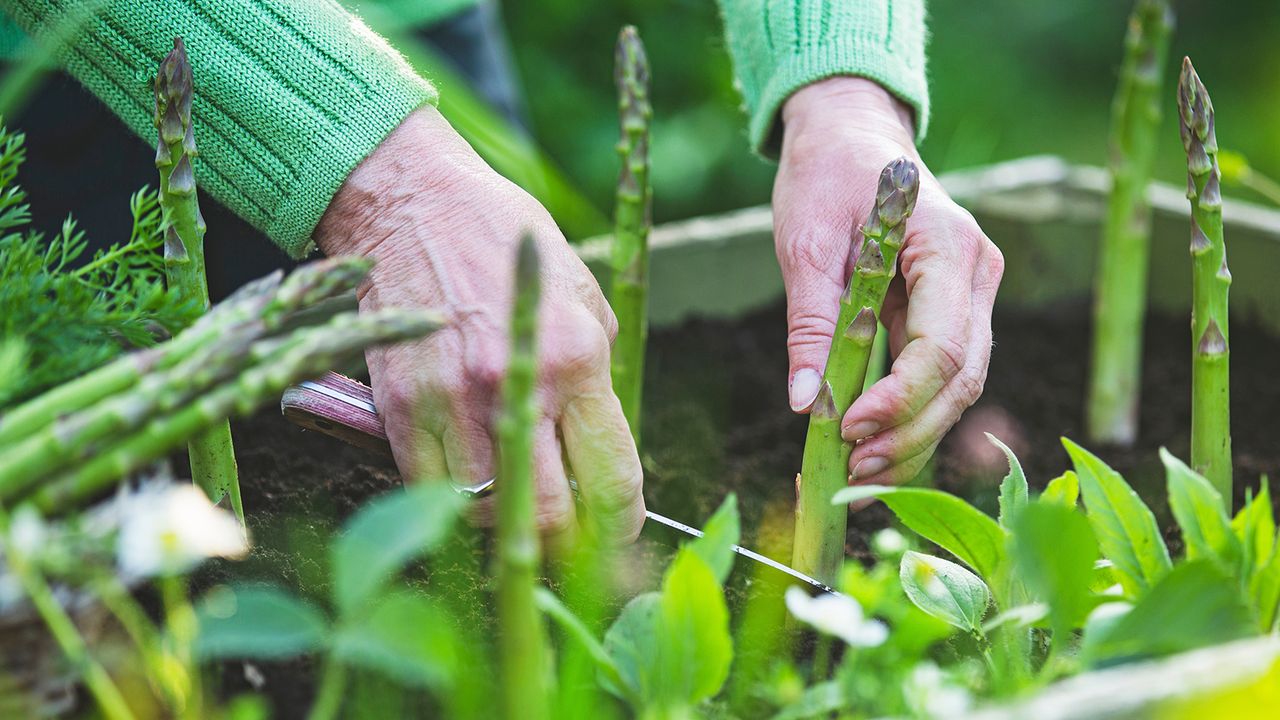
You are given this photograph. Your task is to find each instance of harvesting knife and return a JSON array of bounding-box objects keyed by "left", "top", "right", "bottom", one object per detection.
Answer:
[{"left": 281, "top": 372, "right": 839, "bottom": 595}]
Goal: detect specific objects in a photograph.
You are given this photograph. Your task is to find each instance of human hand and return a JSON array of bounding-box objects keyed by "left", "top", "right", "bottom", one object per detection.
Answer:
[
  {"left": 774, "top": 77, "right": 1004, "bottom": 487},
  {"left": 315, "top": 106, "right": 645, "bottom": 547}
]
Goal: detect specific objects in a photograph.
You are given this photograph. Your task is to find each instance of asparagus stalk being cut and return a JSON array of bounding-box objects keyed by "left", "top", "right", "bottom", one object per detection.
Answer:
[
  {"left": 154, "top": 37, "right": 242, "bottom": 518},
  {"left": 1178, "top": 57, "right": 1232, "bottom": 507},
  {"left": 793, "top": 158, "right": 920, "bottom": 584},
  {"left": 496, "top": 235, "right": 551, "bottom": 720},
  {"left": 31, "top": 307, "right": 442, "bottom": 512},
  {"left": 1087, "top": 0, "right": 1174, "bottom": 445},
  {"left": 609, "top": 26, "right": 653, "bottom": 446}
]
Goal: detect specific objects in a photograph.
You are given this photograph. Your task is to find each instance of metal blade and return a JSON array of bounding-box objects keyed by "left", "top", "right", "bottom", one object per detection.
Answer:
[
  {"left": 641, "top": 509, "right": 840, "bottom": 595},
  {"left": 281, "top": 373, "right": 841, "bottom": 595}
]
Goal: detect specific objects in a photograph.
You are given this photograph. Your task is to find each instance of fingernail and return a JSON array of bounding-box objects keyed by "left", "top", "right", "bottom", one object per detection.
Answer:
[
  {"left": 843, "top": 420, "right": 880, "bottom": 442},
  {"left": 789, "top": 369, "right": 821, "bottom": 412},
  {"left": 852, "top": 456, "right": 889, "bottom": 481}
]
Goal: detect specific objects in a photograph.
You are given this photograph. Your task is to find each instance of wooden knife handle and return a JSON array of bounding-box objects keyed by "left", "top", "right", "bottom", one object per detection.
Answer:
[{"left": 280, "top": 372, "right": 393, "bottom": 457}]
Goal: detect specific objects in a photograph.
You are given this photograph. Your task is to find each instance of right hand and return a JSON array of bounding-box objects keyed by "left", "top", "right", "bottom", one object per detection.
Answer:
[{"left": 315, "top": 106, "right": 645, "bottom": 547}]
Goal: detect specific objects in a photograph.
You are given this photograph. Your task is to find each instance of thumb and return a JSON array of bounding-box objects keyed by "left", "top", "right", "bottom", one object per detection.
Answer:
[{"left": 778, "top": 238, "right": 848, "bottom": 413}]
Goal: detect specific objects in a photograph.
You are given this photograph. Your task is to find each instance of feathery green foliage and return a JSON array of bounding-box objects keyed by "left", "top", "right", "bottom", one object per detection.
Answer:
[{"left": 0, "top": 124, "right": 195, "bottom": 408}]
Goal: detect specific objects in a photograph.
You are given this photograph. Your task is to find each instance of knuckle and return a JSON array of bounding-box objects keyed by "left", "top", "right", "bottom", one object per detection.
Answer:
[
  {"left": 535, "top": 497, "right": 577, "bottom": 537},
  {"left": 548, "top": 316, "right": 611, "bottom": 380},
  {"left": 929, "top": 335, "right": 967, "bottom": 381},
  {"left": 462, "top": 352, "right": 506, "bottom": 391},
  {"left": 778, "top": 235, "right": 844, "bottom": 278},
  {"left": 951, "top": 364, "right": 986, "bottom": 405}
]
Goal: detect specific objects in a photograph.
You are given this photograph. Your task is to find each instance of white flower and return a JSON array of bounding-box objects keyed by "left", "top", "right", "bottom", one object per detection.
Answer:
[
  {"left": 784, "top": 586, "right": 888, "bottom": 647},
  {"left": 117, "top": 484, "right": 248, "bottom": 578},
  {"left": 7, "top": 505, "right": 46, "bottom": 558},
  {"left": 871, "top": 528, "right": 908, "bottom": 558},
  {"left": 904, "top": 662, "right": 973, "bottom": 719}
]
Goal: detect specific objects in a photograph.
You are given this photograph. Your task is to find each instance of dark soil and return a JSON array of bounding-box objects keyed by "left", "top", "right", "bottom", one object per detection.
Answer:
[{"left": 202, "top": 299, "right": 1280, "bottom": 716}]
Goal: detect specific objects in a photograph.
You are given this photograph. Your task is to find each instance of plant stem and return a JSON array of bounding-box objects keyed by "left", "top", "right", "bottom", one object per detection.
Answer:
[
  {"left": 1179, "top": 58, "right": 1232, "bottom": 508},
  {"left": 793, "top": 158, "right": 920, "bottom": 584},
  {"left": 609, "top": 26, "right": 653, "bottom": 446},
  {"left": 1087, "top": 0, "right": 1174, "bottom": 446},
  {"left": 160, "top": 574, "right": 200, "bottom": 719},
  {"left": 496, "top": 234, "right": 551, "bottom": 720},
  {"left": 0, "top": 507, "right": 135, "bottom": 720},
  {"left": 154, "top": 37, "right": 242, "bottom": 518},
  {"left": 307, "top": 658, "right": 349, "bottom": 720}
]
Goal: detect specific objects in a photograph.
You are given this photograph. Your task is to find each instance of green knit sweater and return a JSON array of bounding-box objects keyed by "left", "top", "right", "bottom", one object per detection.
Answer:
[{"left": 0, "top": 0, "right": 926, "bottom": 258}]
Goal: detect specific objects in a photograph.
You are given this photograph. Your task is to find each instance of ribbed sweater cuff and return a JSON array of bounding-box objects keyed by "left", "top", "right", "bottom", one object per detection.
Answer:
[
  {"left": 0, "top": 0, "right": 438, "bottom": 259},
  {"left": 719, "top": 0, "right": 929, "bottom": 159}
]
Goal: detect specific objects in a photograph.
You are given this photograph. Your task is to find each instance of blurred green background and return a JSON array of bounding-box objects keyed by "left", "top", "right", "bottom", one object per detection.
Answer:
[{"left": 492, "top": 0, "right": 1280, "bottom": 227}]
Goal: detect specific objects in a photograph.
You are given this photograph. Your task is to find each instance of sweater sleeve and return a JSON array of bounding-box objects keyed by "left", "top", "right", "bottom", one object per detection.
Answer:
[
  {"left": 0, "top": 0, "right": 438, "bottom": 258},
  {"left": 716, "top": 0, "right": 929, "bottom": 158}
]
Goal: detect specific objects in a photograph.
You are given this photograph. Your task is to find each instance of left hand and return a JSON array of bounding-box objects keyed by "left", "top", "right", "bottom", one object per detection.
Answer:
[{"left": 774, "top": 77, "right": 1005, "bottom": 487}]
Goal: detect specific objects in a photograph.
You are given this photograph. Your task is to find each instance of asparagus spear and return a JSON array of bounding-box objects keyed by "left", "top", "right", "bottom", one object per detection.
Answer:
[
  {"left": 1178, "top": 57, "right": 1232, "bottom": 507},
  {"left": 496, "top": 234, "right": 551, "bottom": 720},
  {"left": 793, "top": 158, "right": 920, "bottom": 584},
  {"left": 609, "top": 26, "right": 653, "bottom": 446},
  {"left": 31, "top": 308, "right": 443, "bottom": 512},
  {"left": 0, "top": 256, "right": 372, "bottom": 447},
  {"left": 154, "top": 37, "right": 241, "bottom": 516},
  {"left": 1087, "top": 0, "right": 1175, "bottom": 445}
]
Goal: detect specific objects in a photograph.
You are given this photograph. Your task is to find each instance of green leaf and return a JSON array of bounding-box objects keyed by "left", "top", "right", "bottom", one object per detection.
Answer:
[
  {"left": 535, "top": 586, "right": 625, "bottom": 690},
  {"left": 1233, "top": 481, "right": 1275, "bottom": 575},
  {"left": 899, "top": 551, "right": 991, "bottom": 632},
  {"left": 688, "top": 493, "right": 740, "bottom": 584},
  {"left": 603, "top": 549, "right": 733, "bottom": 710},
  {"left": 333, "top": 592, "right": 458, "bottom": 690},
  {"left": 1062, "top": 439, "right": 1171, "bottom": 598},
  {"left": 1041, "top": 471, "right": 1079, "bottom": 508},
  {"left": 1162, "top": 448, "right": 1239, "bottom": 564},
  {"left": 332, "top": 484, "right": 464, "bottom": 615},
  {"left": 981, "top": 603, "right": 1049, "bottom": 634},
  {"left": 1010, "top": 502, "right": 1099, "bottom": 634},
  {"left": 987, "top": 433, "right": 1028, "bottom": 527},
  {"left": 195, "top": 585, "right": 327, "bottom": 660},
  {"left": 833, "top": 485, "right": 1007, "bottom": 582},
  {"left": 1251, "top": 543, "right": 1280, "bottom": 632},
  {"left": 1083, "top": 561, "right": 1253, "bottom": 664}
]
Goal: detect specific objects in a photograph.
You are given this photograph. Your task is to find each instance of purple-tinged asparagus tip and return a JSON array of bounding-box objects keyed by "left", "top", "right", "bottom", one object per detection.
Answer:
[
  {"left": 877, "top": 157, "right": 921, "bottom": 226},
  {"left": 1178, "top": 57, "right": 1217, "bottom": 175},
  {"left": 810, "top": 380, "right": 839, "bottom": 421}
]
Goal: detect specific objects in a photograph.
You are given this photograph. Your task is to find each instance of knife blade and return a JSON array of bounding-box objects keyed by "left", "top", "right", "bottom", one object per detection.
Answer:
[{"left": 281, "top": 371, "right": 839, "bottom": 595}]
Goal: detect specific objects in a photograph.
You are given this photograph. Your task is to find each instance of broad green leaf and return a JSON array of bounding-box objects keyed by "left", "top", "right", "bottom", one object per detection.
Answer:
[
  {"left": 196, "top": 585, "right": 327, "bottom": 659},
  {"left": 1010, "top": 502, "right": 1099, "bottom": 634},
  {"left": 333, "top": 592, "right": 458, "bottom": 690},
  {"left": 981, "top": 603, "right": 1048, "bottom": 634},
  {"left": 1162, "top": 448, "right": 1239, "bottom": 564},
  {"left": 987, "top": 433, "right": 1028, "bottom": 527},
  {"left": 332, "top": 484, "right": 464, "bottom": 615},
  {"left": 1041, "top": 471, "right": 1079, "bottom": 508},
  {"left": 1082, "top": 561, "right": 1253, "bottom": 665},
  {"left": 535, "top": 586, "right": 624, "bottom": 690},
  {"left": 603, "top": 549, "right": 732, "bottom": 710},
  {"left": 833, "top": 485, "right": 1008, "bottom": 582},
  {"left": 1250, "top": 539, "right": 1280, "bottom": 631},
  {"left": 689, "top": 493, "right": 740, "bottom": 584},
  {"left": 1232, "top": 480, "right": 1275, "bottom": 575},
  {"left": 1063, "top": 439, "right": 1171, "bottom": 598},
  {"left": 899, "top": 551, "right": 990, "bottom": 632}
]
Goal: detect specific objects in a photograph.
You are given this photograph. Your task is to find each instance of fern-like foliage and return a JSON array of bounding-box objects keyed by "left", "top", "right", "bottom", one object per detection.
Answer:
[{"left": 0, "top": 124, "right": 198, "bottom": 407}]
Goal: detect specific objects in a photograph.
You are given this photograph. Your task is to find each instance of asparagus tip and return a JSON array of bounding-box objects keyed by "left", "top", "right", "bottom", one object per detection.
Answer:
[
  {"left": 1177, "top": 57, "right": 1216, "bottom": 168},
  {"left": 877, "top": 157, "right": 921, "bottom": 226},
  {"left": 516, "top": 232, "right": 540, "bottom": 297},
  {"left": 615, "top": 26, "right": 650, "bottom": 93}
]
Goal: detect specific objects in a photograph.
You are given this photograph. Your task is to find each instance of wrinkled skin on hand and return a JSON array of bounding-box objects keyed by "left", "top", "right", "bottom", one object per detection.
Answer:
[
  {"left": 316, "top": 107, "right": 645, "bottom": 548},
  {"left": 775, "top": 77, "right": 1005, "bottom": 488}
]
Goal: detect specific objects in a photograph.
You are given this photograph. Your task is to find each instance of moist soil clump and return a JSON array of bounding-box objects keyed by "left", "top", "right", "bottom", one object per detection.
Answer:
[{"left": 203, "top": 299, "right": 1280, "bottom": 715}]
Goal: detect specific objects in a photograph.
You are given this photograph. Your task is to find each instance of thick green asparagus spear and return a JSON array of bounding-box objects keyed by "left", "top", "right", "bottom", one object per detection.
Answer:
[
  {"left": 155, "top": 37, "right": 241, "bottom": 516},
  {"left": 1179, "top": 57, "right": 1232, "bottom": 507},
  {"left": 0, "top": 256, "right": 372, "bottom": 447},
  {"left": 793, "top": 158, "right": 920, "bottom": 584},
  {"left": 31, "top": 308, "right": 442, "bottom": 512},
  {"left": 1087, "top": 0, "right": 1174, "bottom": 445},
  {"left": 496, "top": 234, "right": 551, "bottom": 720},
  {"left": 609, "top": 26, "right": 653, "bottom": 446}
]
